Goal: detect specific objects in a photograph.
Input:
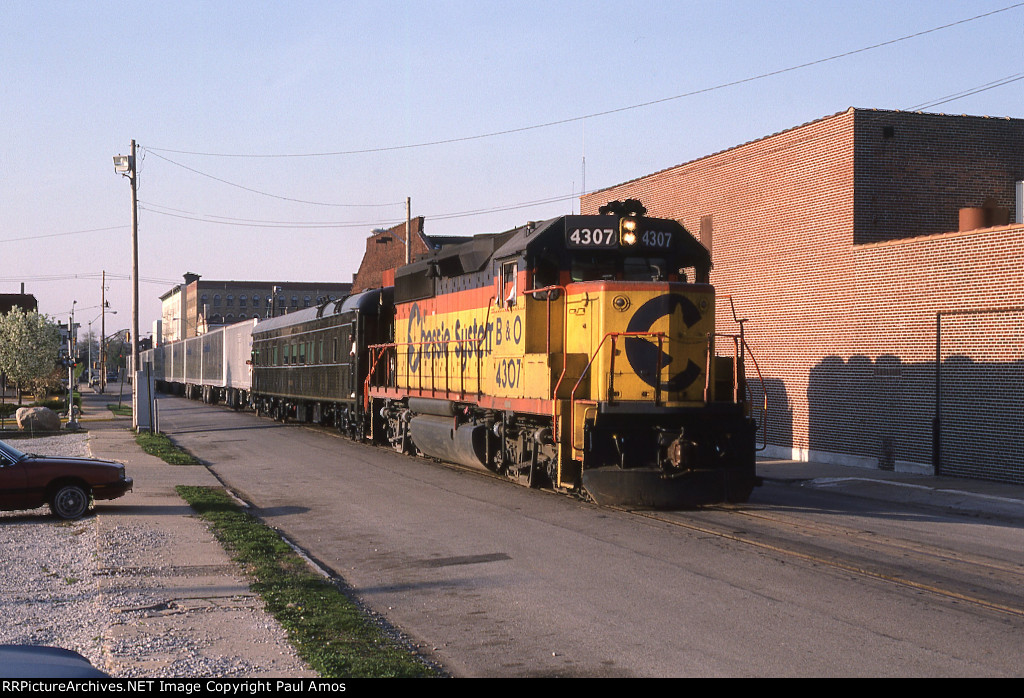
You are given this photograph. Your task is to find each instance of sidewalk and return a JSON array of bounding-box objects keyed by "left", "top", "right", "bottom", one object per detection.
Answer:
[
  {"left": 77, "top": 387, "right": 314, "bottom": 677},
  {"left": 756, "top": 456, "right": 1024, "bottom": 523}
]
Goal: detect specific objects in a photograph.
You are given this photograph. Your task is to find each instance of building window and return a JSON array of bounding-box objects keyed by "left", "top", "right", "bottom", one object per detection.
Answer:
[
  {"left": 213, "top": 294, "right": 221, "bottom": 307},
  {"left": 239, "top": 295, "right": 247, "bottom": 308},
  {"left": 226, "top": 295, "right": 234, "bottom": 307},
  {"left": 291, "top": 296, "right": 299, "bottom": 308}
]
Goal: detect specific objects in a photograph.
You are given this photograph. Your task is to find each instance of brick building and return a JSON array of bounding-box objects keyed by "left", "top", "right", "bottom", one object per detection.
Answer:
[
  {"left": 582, "top": 108, "right": 1024, "bottom": 484},
  {"left": 159, "top": 273, "right": 351, "bottom": 343},
  {"left": 351, "top": 217, "right": 466, "bottom": 293}
]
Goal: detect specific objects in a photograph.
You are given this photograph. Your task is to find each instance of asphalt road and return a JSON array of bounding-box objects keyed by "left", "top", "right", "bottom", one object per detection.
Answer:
[{"left": 157, "top": 395, "right": 1024, "bottom": 677}]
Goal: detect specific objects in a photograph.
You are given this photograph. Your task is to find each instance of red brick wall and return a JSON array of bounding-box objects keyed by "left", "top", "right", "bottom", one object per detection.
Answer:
[
  {"left": 583, "top": 109, "right": 1024, "bottom": 483},
  {"left": 850, "top": 227, "right": 1024, "bottom": 483},
  {"left": 352, "top": 217, "right": 429, "bottom": 293},
  {"left": 854, "top": 110, "right": 1024, "bottom": 243}
]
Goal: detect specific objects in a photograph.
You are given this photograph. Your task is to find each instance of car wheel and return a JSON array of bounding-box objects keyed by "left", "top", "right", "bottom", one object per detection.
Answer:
[{"left": 50, "top": 484, "right": 90, "bottom": 519}]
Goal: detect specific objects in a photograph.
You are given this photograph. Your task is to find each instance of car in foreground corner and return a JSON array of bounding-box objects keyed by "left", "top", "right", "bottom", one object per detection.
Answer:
[
  {"left": 0, "top": 439, "right": 132, "bottom": 519},
  {"left": 0, "top": 645, "right": 109, "bottom": 678}
]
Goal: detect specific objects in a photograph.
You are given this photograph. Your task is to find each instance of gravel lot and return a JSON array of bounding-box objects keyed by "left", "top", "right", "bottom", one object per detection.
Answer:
[
  {"left": 0, "top": 432, "right": 310, "bottom": 677},
  {"left": 0, "top": 434, "right": 111, "bottom": 668}
]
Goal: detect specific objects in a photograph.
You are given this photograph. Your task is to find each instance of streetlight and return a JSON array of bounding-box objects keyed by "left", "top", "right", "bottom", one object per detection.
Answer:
[{"left": 114, "top": 141, "right": 140, "bottom": 429}]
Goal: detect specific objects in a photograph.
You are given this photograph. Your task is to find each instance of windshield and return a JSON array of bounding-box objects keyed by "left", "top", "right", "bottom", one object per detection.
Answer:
[
  {"left": 570, "top": 255, "right": 671, "bottom": 282},
  {"left": 0, "top": 440, "right": 27, "bottom": 463}
]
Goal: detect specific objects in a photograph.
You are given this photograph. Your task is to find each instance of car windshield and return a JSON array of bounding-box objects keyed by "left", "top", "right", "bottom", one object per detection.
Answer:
[{"left": 0, "top": 440, "right": 28, "bottom": 463}]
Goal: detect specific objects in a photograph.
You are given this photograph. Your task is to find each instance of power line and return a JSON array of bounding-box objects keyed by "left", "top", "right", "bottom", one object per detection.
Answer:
[
  {"left": 906, "top": 72, "right": 1024, "bottom": 111},
  {"left": 0, "top": 273, "right": 178, "bottom": 286},
  {"left": 140, "top": 203, "right": 403, "bottom": 230},
  {"left": 425, "top": 194, "right": 578, "bottom": 221},
  {"left": 144, "top": 3, "right": 1024, "bottom": 159},
  {"left": 138, "top": 192, "right": 579, "bottom": 230},
  {"left": 141, "top": 149, "right": 406, "bottom": 208},
  {"left": 0, "top": 225, "right": 128, "bottom": 244}
]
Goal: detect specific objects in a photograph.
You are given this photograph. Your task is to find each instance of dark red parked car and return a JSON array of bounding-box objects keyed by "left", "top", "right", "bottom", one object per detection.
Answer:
[{"left": 0, "top": 439, "right": 132, "bottom": 519}]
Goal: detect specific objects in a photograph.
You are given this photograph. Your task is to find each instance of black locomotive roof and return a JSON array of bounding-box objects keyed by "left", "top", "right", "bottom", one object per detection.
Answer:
[
  {"left": 253, "top": 287, "right": 393, "bottom": 335},
  {"left": 396, "top": 227, "right": 523, "bottom": 280},
  {"left": 397, "top": 213, "right": 708, "bottom": 272},
  {"left": 393, "top": 212, "right": 710, "bottom": 303},
  {"left": 490, "top": 217, "right": 562, "bottom": 260}
]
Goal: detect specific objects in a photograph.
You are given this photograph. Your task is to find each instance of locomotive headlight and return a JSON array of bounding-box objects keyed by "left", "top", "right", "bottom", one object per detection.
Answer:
[{"left": 620, "top": 217, "right": 639, "bottom": 246}]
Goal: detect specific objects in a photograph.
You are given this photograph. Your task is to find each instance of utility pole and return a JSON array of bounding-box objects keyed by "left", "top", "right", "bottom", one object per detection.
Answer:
[
  {"left": 130, "top": 139, "right": 139, "bottom": 391},
  {"left": 114, "top": 140, "right": 140, "bottom": 429},
  {"left": 405, "top": 197, "right": 412, "bottom": 265},
  {"left": 100, "top": 271, "right": 106, "bottom": 394}
]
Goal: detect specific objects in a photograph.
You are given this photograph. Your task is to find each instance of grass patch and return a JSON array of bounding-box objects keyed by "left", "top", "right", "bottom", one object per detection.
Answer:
[
  {"left": 107, "top": 404, "right": 132, "bottom": 417},
  {"left": 135, "top": 431, "right": 201, "bottom": 465},
  {"left": 176, "top": 485, "right": 436, "bottom": 678}
]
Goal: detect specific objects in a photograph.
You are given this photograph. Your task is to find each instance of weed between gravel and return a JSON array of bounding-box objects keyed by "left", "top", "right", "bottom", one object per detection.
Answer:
[{"left": 176, "top": 485, "right": 437, "bottom": 678}]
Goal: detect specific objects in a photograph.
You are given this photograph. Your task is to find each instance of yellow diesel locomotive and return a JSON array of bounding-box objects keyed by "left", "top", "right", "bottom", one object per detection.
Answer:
[{"left": 367, "top": 200, "right": 760, "bottom": 507}]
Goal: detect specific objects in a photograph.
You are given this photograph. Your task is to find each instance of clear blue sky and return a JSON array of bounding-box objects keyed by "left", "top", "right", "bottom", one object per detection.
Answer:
[{"left": 2, "top": 1, "right": 1022, "bottom": 335}]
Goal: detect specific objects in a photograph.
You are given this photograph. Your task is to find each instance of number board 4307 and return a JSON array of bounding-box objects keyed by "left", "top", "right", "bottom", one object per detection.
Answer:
[
  {"left": 637, "top": 228, "right": 673, "bottom": 250},
  {"left": 566, "top": 226, "right": 617, "bottom": 248}
]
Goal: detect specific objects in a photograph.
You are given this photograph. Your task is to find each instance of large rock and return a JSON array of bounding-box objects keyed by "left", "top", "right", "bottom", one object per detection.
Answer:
[{"left": 16, "top": 406, "right": 61, "bottom": 432}]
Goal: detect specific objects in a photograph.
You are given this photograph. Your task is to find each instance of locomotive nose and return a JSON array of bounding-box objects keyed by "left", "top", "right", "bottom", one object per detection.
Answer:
[{"left": 623, "top": 292, "right": 708, "bottom": 396}]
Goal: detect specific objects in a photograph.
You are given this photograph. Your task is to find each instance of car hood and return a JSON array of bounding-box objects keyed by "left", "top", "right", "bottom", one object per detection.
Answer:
[{"left": 25, "top": 455, "right": 123, "bottom": 469}]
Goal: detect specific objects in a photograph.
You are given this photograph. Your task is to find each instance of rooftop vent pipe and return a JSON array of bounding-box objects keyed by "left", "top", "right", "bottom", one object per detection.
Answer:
[{"left": 958, "top": 197, "right": 1010, "bottom": 232}]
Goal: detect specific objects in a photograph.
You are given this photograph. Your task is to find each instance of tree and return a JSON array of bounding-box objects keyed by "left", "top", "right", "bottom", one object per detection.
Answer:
[
  {"left": 105, "top": 334, "right": 128, "bottom": 372},
  {"left": 0, "top": 308, "right": 62, "bottom": 403}
]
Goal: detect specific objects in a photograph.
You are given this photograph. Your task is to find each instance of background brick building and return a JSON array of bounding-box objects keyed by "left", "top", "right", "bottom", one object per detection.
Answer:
[
  {"left": 160, "top": 273, "right": 351, "bottom": 343},
  {"left": 583, "top": 108, "right": 1024, "bottom": 484},
  {"left": 351, "top": 217, "right": 466, "bottom": 293}
]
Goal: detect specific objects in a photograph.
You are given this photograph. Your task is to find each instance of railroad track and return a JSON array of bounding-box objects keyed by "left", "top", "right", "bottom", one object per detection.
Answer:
[
  {"left": 313, "top": 421, "right": 1024, "bottom": 619},
  {"left": 627, "top": 498, "right": 1024, "bottom": 620}
]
